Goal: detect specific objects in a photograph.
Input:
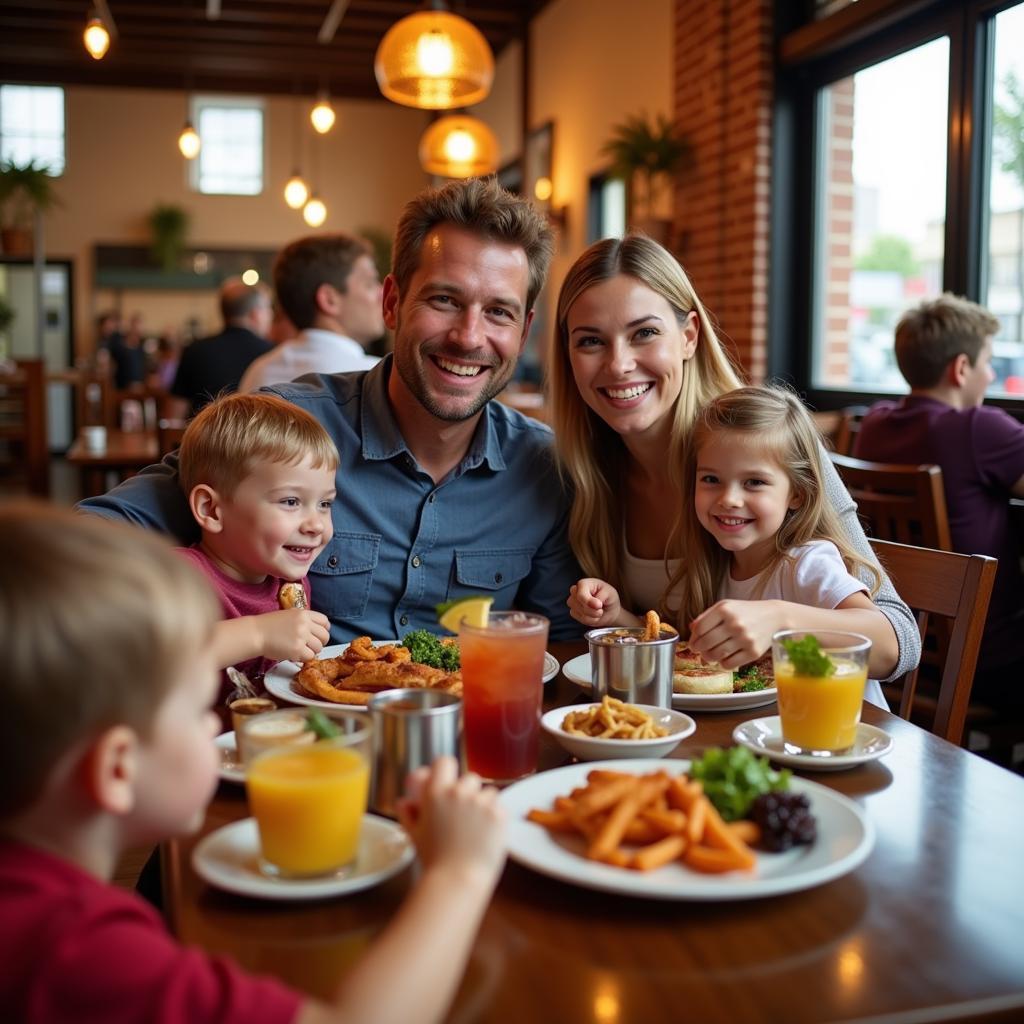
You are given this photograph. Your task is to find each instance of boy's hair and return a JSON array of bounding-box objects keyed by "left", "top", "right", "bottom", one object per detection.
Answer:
[
  {"left": 273, "top": 234, "right": 372, "bottom": 331},
  {"left": 0, "top": 503, "right": 219, "bottom": 819},
  {"left": 894, "top": 293, "right": 1000, "bottom": 389},
  {"left": 668, "top": 384, "right": 882, "bottom": 630},
  {"left": 392, "top": 176, "right": 554, "bottom": 315},
  {"left": 178, "top": 392, "right": 340, "bottom": 497}
]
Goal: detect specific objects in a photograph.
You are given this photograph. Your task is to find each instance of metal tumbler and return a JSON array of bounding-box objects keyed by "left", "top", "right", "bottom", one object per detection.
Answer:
[
  {"left": 586, "top": 626, "right": 676, "bottom": 708},
  {"left": 368, "top": 689, "right": 462, "bottom": 817}
]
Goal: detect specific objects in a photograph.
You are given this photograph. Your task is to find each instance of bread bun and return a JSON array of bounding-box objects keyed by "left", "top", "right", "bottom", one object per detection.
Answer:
[{"left": 673, "top": 667, "right": 735, "bottom": 694}]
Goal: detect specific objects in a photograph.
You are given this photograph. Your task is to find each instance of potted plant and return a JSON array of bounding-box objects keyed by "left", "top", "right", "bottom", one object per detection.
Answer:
[
  {"left": 601, "top": 113, "right": 692, "bottom": 244},
  {"left": 148, "top": 203, "right": 190, "bottom": 273},
  {"left": 0, "top": 159, "right": 60, "bottom": 256}
]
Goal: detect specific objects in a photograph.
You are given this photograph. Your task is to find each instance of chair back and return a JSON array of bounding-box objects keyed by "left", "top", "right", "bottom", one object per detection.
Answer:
[
  {"left": 0, "top": 358, "right": 48, "bottom": 496},
  {"left": 830, "top": 452, "right": 952, "bottom": 551},
  {"left": 832, "top": 405, "right": 870, "bottom": 455},
  {"left": 871, "top": 539, "right": 996, "bottom": 745}
]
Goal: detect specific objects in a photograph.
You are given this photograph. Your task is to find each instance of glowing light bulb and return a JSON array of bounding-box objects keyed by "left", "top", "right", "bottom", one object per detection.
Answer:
[
  {"left": 283, "top": 173, "right": 309, "bottom": 210},
  {"left": 534, "top": 176, "right": 553, "bottom": 203},
  {"left": 303, "top": 196, "right": 327, "bottom": 228},
  {"left": 442, "top": 129, "right": 476, "bottom": 163},
  {"left": 241, "top": 269, "right": 260, "bottom": 286},
  {"left": 416, "top": 31, "right": 454, "bottom": 77},
  {"left": 83, "top": 17, "right": 110, "bottom": 60},
  {"left": 310, "top": 97, "right": 336, "bottom": 134},
  {"left": 178, "top": 122, "right": 201, "bottom": 159}
]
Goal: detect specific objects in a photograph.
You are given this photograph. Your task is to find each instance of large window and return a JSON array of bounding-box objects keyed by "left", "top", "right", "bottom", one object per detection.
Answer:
[
  {"left": 191, "top": 96, "right": 264, "bottom": 196},
  {"left": 0, "top": 85, "right": 64, "bottom": 174}
]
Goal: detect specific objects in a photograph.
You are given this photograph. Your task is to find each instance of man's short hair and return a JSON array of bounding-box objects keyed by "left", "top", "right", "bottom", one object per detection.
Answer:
[
  {"left": 273, "top": 234, "right": 372, "bottom": 331},
  {"left": 894, "top": 293, "right": 1000, "bottom": 389},
  {"left": 220, "top": 278, "right": 271, "bottom": 323},
  {"left": 0, "top": 503, "right": 219, "bottom": 819},
  {"left": 392, "top": 176, "right": 554, "bottom": 315},
  {"left": 178, "top": 392, "right": 340, "bottom": 497}
]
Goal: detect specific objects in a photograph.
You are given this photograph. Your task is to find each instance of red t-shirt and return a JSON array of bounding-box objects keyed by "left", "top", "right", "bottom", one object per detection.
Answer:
[{"left": 0, "top": 840, "right": 303, "bottom": 1024}]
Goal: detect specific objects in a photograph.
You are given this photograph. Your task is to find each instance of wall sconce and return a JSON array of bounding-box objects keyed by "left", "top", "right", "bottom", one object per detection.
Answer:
[
  {"left": 419, "top": 114, "right": 498, "bottom": 179},
  {"left": 375, "top": 9, "right": 494, "bottom": 110},
  {"left": 310, "top": 91, "right": 336, "bottom": 134}
]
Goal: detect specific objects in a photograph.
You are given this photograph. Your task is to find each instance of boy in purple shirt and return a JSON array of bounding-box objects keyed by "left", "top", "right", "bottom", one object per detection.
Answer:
[{"left": 854, "top": 294, "right": 1024, "bottom": 711}]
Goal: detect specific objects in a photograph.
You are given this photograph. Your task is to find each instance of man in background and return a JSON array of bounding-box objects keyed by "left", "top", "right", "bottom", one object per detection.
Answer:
[
  {"left": 170, "top": 278, "right": 272, "bottom": 416},
  {"left": 239, "top": 234, "right": 383, "bottom": 392}
]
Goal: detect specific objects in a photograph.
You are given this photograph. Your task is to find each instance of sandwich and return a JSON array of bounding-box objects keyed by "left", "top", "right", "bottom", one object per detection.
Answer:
[{"left": 673, "top": 642, "right": 734, "bottom": 694}]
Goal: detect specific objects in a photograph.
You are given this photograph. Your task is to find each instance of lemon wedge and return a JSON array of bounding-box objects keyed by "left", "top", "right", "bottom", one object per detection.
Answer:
[{"left": 438, "top": 596, "right": 493, "bottom": 633}]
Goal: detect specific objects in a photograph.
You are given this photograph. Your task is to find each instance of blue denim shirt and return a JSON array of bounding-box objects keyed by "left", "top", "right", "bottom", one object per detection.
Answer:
[{"left": 78, "top": 357, "right": 583, "bottom": 642}]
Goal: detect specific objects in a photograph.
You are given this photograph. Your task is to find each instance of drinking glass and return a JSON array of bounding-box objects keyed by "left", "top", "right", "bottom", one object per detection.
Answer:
[
  {"left": 459, "top": 610, "right": 549, "bottom": 784},
  {"left": 243, "top": 708, "right": 371, "bottom": 879},
  {"left": 772, "top": 630, "right": 871, "bottom": 756}
]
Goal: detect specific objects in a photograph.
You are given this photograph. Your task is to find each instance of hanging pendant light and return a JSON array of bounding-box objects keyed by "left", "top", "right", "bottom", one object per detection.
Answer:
[
  {"left": 303, "top": 194, "right": 327, "bottom": 227},
  {"left": 178, "top": 121, "right": 201, "bottom": 159},
  {"left": 419, "top": 114, "right": 498, "bottom": 179},
  {"left": 310, "top": 91, "right": 336, "bottom": 134},
  {"left": 375, "top": 10, "right": 494, "bottom": 111},
  {"left": 284, "top": 172, "right": 309, "bottom": 210},
  {"left": 83, "top": 15, "right": 110, "bottom": 60}
]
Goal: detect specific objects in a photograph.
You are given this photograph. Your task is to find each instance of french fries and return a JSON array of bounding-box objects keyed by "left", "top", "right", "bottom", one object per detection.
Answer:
[
  {"left": 562, "top": 695, "right": 668, "bottom": 740},
  {"left": 526, "top": 769, "right": 760, "bottom": 875}
]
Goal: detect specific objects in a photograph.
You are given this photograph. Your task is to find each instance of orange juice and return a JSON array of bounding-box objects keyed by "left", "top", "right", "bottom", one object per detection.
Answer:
[
  {"left": 247, "top": 744, "right": 369, "bottom": 877},
  {"left": 775, "top": 657, "right": 868, "bottom": 752}
]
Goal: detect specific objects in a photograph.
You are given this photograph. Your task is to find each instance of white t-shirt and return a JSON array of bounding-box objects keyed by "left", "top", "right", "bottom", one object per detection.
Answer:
[
  {"left": 239, "top": 328, "right": 378, "bottom": 392},
  {"left": 721, "top": 540, "right": 887, "bottom": 709},
  {"left": 621, "top": 544, "right": 681, "bottom": 614}
]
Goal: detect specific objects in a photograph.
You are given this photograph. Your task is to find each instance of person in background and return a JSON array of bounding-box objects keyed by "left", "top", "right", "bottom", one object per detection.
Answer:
[
  {"left": 239, "top": 234, "right": 383, "bottom": 392},
  {"left": 97, "top": 310, "right": 146, "bottom": 390},
  {"left": 0, "top": 502, "right": 506, "bottom": 1024},
  {"left": 171, "top": 278, "right": 273, "bottom": 417},
  {"left": 854, "top": 293, "right": 1024, "bottom": 712}
]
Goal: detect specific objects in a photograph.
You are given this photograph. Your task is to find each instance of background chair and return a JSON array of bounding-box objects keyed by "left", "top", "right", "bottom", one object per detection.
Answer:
[
  {"left": 0, "top": 358, "right": 49, "bottom": 496},
  {"left": 870, "top": 538, "right": 996, "bottom": 746},
  {"left": 157, "top": 417, "right": 187, "bottom": 458},
  {"left": 832, "top": 404, "right": 870, "bottom": 456}
]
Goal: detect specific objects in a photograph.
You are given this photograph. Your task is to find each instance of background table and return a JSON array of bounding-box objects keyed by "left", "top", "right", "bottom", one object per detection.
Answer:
[
  {"left": 66, "top": 429, "right": 158, "bottom": 497},
  {"left": 164, "top": 642, "right": 1024, "bottom": 1023}
]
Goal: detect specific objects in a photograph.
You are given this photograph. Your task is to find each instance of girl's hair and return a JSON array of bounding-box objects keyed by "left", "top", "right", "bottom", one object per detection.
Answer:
[
  {"left": 547, "top": 233, "right": 742, "bottom": 607},
  {"left": 669, "top": 384, "right": 882, "bottom": 629}
]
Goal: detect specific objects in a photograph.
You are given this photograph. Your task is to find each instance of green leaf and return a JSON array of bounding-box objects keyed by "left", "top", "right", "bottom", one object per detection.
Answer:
[
  {"left": 305, "top": 709, "right": 341, "bottom": 740},
  {"left": 690, "top": 746, "right": 790, "bottom": 821},
  {"left": 781, "top": 635, "right": 834, "bottom": 677}
]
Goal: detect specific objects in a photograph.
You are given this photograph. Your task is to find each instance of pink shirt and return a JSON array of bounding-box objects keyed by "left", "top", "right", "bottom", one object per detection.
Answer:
[{"left": 0, "top": 841, "right": 302, "bottom": 1024}]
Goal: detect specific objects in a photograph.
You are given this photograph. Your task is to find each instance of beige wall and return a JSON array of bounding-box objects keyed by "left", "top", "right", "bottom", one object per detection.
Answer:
[
  {"left": 473, "top": 39, "right": 523, "bottom": 172},
  {"left": 43, "top": 87, "right": 428, "bottom": 356}
]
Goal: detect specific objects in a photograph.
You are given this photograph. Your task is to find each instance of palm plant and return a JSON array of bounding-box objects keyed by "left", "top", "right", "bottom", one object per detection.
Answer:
[{"left": 0, "top": 159, "right": 60, "bottom": 252}]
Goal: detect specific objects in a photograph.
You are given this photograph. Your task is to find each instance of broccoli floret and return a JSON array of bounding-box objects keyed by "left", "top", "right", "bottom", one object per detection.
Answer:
[{"left": 401, "top": 630, "right": 460, "bottom": 671}]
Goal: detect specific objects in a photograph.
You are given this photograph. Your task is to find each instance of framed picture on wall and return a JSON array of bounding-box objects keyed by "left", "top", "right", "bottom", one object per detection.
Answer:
[{"left": 525, "top": 122, "right": 554, "bottom": 213}]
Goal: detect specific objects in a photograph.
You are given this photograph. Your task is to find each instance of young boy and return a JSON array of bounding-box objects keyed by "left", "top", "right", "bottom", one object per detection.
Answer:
[
  {"left": 177, "top": 392, "right": 337, "bottom": 681},
  {"left": 854, "top": 293, "right": 1024, "bottom": 708},
  {"left": 0, "top": 504, "right": 507, "bottom": 1024}
]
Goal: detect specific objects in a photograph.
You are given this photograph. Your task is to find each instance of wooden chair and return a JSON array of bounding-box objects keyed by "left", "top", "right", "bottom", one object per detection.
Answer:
[
  {"left": 870, "top": 539, "right": 996, "bottom": 746},
  {"left": 832, "top": 404, "right": 870, "bottom": 456},
  {"left": 830, "top": 452, "right": 952, "bottom": 551},
  {"left": 0, "top": 358, "right": 49, "bottom": 496}
]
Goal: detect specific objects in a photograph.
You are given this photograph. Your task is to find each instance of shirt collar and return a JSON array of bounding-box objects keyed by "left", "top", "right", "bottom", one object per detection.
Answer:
[
  {"left": 296, "top": 328, "right": 362, "bottom": 353},
  {"left": 359, "top": 355, "right": 506, "bottom": 472}
]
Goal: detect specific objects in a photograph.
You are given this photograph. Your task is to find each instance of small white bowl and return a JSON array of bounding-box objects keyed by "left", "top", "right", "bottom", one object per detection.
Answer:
[{"left": 542, "top": 703, "right": 696, "bottom": 761}]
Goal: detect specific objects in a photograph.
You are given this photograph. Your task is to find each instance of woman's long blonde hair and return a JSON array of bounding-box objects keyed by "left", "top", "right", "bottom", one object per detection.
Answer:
[
  {"left": 547, "top": 234, "right": 742, "bottom": 608},
  {"left": 669, "top": 384, "right": 882, "bottom": 631}
]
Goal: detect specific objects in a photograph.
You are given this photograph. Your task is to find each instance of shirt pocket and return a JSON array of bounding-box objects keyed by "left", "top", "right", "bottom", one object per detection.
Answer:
[
  {"left": 309, "top": 531, "right": 381, "bottom": 620},
  {"left": 450, "top": 548, "right": 534, "bottom": 601}
]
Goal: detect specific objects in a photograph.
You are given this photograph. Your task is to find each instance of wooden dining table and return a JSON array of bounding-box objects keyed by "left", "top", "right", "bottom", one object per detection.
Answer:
[
  {"left": 65, "top": 428, "right": 159, "bottom": 498},
  {"left": 163, "top": 641, "right": 1024, "bottom": 1023}
]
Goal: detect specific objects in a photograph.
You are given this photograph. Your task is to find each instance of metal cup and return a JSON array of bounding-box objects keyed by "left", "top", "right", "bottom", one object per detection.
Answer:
[
  {"left": 368, "top": 689, "right": 462, "bottom": 817},
  {"left": 586, "top": 627, "right": 676, "bottom": 708}
]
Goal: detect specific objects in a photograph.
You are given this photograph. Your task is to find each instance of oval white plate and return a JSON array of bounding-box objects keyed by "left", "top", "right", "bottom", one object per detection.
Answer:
[
  {"left": 732, "top": 716, "right": 894, "bottom": 772},
  {"left": 541, "top": 703, "right": 695, "bottom": 761},
  {"left": 215, "top": 731, "right": 245, "bottom": 784},
  {"left": 500, "top": 758, "right": 874, "bottom": 901},
  {"left": 562, "top": 653, "right": 778, "bottom": 713},
  {"left": 267, "top": 642, "right": 560, "bottom": 709},
  {"left": 192, "top": 815, "right": 414, "bottom": 901}
]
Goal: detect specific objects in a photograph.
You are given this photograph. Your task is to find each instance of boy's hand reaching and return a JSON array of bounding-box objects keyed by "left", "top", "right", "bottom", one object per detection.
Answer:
[
  {"left": 258, "top": 608, "right": 330, "bottom": 662},
  {"left": 567, "top": 578, "right": 624, "bottom": 628}
]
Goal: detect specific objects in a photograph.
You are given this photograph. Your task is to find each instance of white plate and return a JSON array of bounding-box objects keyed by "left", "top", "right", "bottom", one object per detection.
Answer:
[
  {"left": 541, "top": 703, "right": 695, "bottom": 760},
  {"left": 191, "top": 815, "right": 415, "bottom": 901},
  {"left": 732, "top": 716, "right": 894, "bottom": 772},
  {"left": 501, "top": 758, "right": 873, "bottom": 901},
  {"left": 215, "top": 731, "right": 245, "bottom": 784},
  {"left": 266, "top": 641, "right": 560, "bottom": 709},
  {"left": 562, "top": 653, "right": 778, "bottom": 712}
]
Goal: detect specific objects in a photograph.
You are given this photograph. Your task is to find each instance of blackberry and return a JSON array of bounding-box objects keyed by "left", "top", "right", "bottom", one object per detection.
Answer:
[{"left": 750, "top": 791, "right": 817, "bottom": 852}]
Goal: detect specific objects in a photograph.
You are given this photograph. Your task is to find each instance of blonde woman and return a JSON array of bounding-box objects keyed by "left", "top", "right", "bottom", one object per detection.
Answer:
[{"left": 550, "top": 234, "right": 918, "bottom": 682}]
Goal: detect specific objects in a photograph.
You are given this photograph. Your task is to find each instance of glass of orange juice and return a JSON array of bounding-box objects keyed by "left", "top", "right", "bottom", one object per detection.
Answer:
[
  {"left": 459, "top": 610, "right": 549, "bottom": 784},
  {"left": 772, "top": 630, "right": 871, "bottom": 757},
  {"left": 243, "top": 708, "right": 371, "bottom": 879}
]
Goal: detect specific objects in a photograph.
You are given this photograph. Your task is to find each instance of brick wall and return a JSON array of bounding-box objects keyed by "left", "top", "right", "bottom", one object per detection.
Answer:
[{"left": 673, "top": 0, "right": 773, "bottom": 381}]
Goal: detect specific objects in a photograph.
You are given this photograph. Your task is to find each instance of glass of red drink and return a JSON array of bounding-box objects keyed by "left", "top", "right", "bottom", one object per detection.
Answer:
[{"left": 458, "top": 610, "right": 550, "bottom": 784}]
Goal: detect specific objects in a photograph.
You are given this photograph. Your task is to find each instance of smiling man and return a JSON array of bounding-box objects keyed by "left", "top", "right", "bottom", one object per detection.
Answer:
[{"left": 79, "top": 178, "right": 582, "bottom": 642}]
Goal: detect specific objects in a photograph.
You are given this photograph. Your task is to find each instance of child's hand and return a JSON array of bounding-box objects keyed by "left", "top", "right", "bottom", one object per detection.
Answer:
[
  {"left": 688, "top": 599, "right": 782, "bottom": 668},
  {"left": 397, "top": 757, "right": 506, "bottom": 887},
  {"left": 567, "top": 578, "right": 623, "bottom": 627},
  {"left": 257, "top": 608, "right": 330, "bottom": 662}
]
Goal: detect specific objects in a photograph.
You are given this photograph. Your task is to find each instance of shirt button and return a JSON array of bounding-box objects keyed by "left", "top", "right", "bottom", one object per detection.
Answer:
[
  {"left": 399, "top": 614, "right": 409, "bottom": 626},
  {"left": 411, "top": 555, "right": 421, "bottom": 568},
  {"left": 494, "top": 572, "right": 503, "bottom": 584},
  {"left": 327, "top": 555, "right": 338, "bottom": 568}
]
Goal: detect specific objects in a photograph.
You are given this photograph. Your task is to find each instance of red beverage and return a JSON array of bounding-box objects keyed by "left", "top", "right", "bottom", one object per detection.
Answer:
[{"left": 459, "top": 612, "right": 549, "bottom": 783}]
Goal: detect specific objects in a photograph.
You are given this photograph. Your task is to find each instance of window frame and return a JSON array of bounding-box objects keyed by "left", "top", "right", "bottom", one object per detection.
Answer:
[
  {"left": 188, "top": 93, "right": 266, "bottom": 197},
  {"left": 0, "top": 83, "right": 66, "bottom": 176},
  {"left": 772, "top": 0, "right": 1023, "bottom": 411}
]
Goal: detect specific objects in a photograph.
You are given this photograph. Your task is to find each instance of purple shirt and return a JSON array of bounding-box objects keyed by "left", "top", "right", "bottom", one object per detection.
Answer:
[{"left": 854, "top": 395, "right": 1024, "bottom": 669}]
